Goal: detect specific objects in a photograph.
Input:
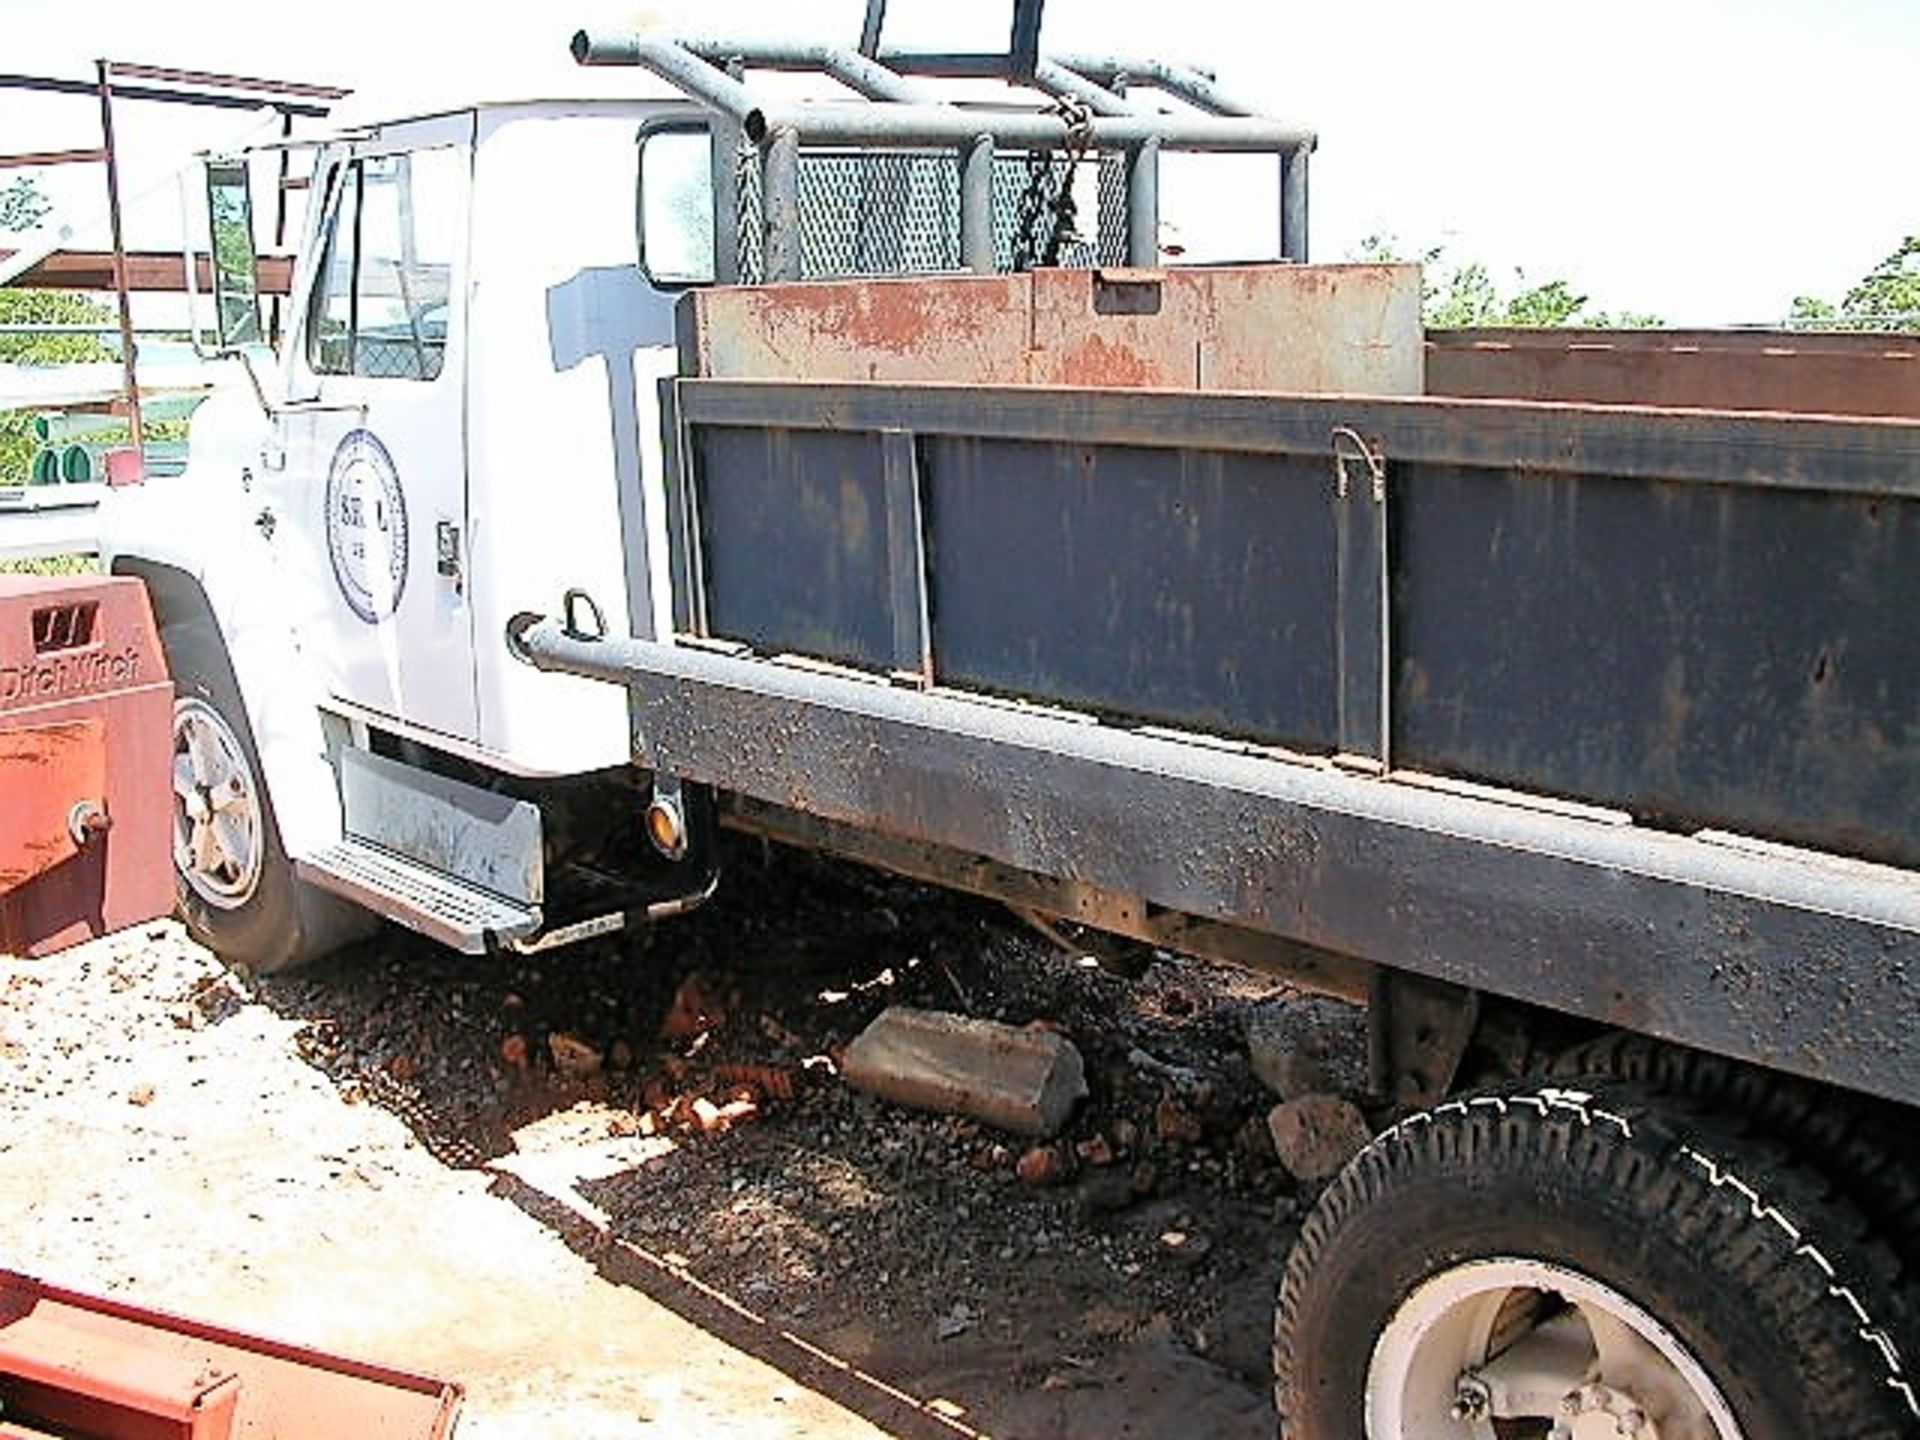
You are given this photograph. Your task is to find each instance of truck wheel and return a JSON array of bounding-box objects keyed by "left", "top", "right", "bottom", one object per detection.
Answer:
[
  {"left": 164, "top": 620, "right": 368, "bottom": 973},
  {"left": 1553, "top": 1032, "right": 1920, "bottom": 1276},
  {"left": 1274, "top": 1083, "right": 1917, "bottom": 1439}
]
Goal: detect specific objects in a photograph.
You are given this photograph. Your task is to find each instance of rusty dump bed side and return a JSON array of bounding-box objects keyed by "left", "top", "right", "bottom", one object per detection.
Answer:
[
  {"left": 525, "top": 264, "right": 1920, "bottom": 1107},
  {"left": 1429, "top": 326, "right": 1920, "bottom": 420}
]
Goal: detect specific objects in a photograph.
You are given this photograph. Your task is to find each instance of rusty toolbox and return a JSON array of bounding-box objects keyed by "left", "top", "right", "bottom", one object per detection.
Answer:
[{"left": 0, "top": 574, "right": 173, "bottom": 957}]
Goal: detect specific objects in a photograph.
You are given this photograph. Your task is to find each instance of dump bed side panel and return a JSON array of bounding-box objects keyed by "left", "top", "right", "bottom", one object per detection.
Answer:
[
  {"left": 1396, "top": 462, "right": 1920, "bottom": 865},
  {"left": 667, "top": 370, "right": 1920, "bottom": 870}
]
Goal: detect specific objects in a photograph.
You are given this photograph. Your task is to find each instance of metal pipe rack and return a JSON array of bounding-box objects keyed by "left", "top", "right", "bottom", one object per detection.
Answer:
[{"left": 571, "top": 30, "right": 1316, "bottom": 279}]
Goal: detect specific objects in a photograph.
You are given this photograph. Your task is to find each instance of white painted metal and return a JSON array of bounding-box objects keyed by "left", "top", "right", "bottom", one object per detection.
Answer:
[
  {"left": 0, "top": 484, "right": 105, "bottom": 561},
  {"left": 339, "top": 746, "right": 543, "bottom": 905},
  {"left": 271, "top": 113, "right": 479, "bottom": 742},
  {"left": 101, "top": 374, "right": 353, "bottom": 867},
  {"left": 1365, "top": 1257, "right": 1743, "bottom": 1440},
  {"left": 464, "top": 102, "right": 686, "bottom": 774},
  {"left": 98, "top": 98, "right": 700, "bottom": 948}
]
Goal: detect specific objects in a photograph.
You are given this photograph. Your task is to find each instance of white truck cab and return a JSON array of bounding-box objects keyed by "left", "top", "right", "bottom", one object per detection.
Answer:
[
  {"left": 102, "top": 31, "right": 1309, "bottom": 972},
  {"left": 106, "top": 97, "right": 719, "bottom": 969}
]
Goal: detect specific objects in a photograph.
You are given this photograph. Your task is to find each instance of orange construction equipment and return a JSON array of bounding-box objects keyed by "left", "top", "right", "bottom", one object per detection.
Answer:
[
  {"left": 0, "top": 574, "right": 173, "bottom": 956},
  {"left": 0, "top": 1270, "right": 462, "bottom": 1438}
]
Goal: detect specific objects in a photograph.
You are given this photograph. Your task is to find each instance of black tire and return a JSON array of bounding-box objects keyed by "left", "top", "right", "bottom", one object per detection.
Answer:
[
  {"left": 1275, "top": 1082, "right": 1919, "bottom": 1439},
  {"left": 1553, "top": 1031, "right": 1920, "bottom": 1281},
  {"left": 163, "top": 619, "right": 371, "bottom": 973}
]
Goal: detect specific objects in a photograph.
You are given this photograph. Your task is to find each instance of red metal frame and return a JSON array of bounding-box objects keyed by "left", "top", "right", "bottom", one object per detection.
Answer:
[
  {"left": 0, "top": 574, "right": 172, "bottom": 956},
  {"left": 0, "top": 1271, "right": 462, "bottom": 1440},
  {"left": 0, "top": 62, "right": 347, "bottom": 472}
]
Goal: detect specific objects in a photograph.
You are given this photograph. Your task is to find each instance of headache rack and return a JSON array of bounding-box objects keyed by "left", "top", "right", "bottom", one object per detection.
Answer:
[{"left": 570, "top": 31, "right": 1316, "bottom": 283}]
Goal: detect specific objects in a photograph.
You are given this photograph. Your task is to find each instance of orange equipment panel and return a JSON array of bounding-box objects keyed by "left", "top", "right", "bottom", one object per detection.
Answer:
[{"left": 0, "top": 574, "right": 173, "bottom": 956}]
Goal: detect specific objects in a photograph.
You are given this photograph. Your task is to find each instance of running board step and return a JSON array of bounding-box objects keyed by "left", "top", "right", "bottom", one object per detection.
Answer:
[{"left": 297, "top": 839, "right": 540, "bottom": 954}]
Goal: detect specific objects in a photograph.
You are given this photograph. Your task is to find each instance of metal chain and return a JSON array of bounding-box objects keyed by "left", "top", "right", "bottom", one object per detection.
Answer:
[
  {"left": 1041, "top": 97, "right": 1094, "bottom": 268},
  {"left": 1011, "top": 97, "right": 1095, "bottom": 271}
]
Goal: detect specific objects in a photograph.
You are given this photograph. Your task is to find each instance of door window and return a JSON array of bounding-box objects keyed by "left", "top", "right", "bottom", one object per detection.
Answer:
[{"left": 307, "top": 148, "right": 463, "bottom": 381}]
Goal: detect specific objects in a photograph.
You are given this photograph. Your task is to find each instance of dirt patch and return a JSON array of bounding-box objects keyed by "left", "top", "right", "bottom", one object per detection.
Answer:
[{"left": 3, "top": 837, "right": 1307, "bottom": 1437}]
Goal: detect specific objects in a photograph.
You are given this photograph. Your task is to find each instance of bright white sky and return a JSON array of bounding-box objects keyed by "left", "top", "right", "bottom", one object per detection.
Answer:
[{"left": 3, "top": 0, "right": 1914, "bottom": 324}]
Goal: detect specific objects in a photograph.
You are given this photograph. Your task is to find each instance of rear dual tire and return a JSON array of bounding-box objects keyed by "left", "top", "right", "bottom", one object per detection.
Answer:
[{"left": 1275, "top": 1083, "right": 1917, "bottom": 1439}]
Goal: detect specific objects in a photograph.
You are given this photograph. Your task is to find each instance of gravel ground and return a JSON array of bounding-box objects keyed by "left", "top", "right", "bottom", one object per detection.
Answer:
[{"left": 1, "top": 838, "right": 1311, "bottom": 1437}]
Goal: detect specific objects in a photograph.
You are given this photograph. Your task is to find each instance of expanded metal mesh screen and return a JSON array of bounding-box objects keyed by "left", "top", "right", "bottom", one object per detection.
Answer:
[{"left": 733, "top": 146, "right": 1130, "bottom": 283}]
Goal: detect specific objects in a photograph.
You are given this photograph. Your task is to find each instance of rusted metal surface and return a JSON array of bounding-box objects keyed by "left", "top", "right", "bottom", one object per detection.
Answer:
[
  {"left": 562, "top": 271, "right": 1920, "bottom": 1112},
  {"left": 681, "top": 263, "right": 1423, "bottom": 393},
  {"left": 517, "top": 619, "right": 1920, "bottom": 1112},
  {"left": 0, "top": 250, "right": 295, "bottom": 295},
  {"left": 0, "top": 1270, "right": 461, "bottom": 1439},
  {"left": 0, "top": 69, "right": 337, "bottom": 117},
  {"left": 1026, "top": 267, "right": 1421, "bottom": 393},
  {"left": 0, "top": 575, "right": 172, "bottom": 957},
  {"left": 0, "top": 719, "right": 105, "bottom": 891},
  {"left": 100, "top": 62, "right": 348, "bottom": 101},
  {"left": 1429, "top": 327, "right": 1920, "bottom": 420},
  {"left": 0, "top": 147, "right": 110, "bottom": 170}
]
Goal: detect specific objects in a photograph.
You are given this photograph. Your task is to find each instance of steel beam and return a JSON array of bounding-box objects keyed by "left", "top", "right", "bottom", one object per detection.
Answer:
[
  {"left": 1125, "top": 137, "right": 1159, "bottom": 266},
  {"left": 676, "top": 37, "right": 935, "bottom": 103},
  {"left": 0, "top": 70, "right": 335, "bottom": 116},
  {"left": 762, "top": 127, "right": 802, "bottom": 282},
  {"left": 1281, "top": 144, "right": 1310, "bottom": 262},
  {"left": 0, "top": 249, "right": 295, "bottom": 294},
  {"left": 568, "top": 32, "right": 1312, "bottom": 152},
  {"left": 0, "top": 148, "right": 108, "bottom": 170},
  {"left": 1049, "top": 52, "right": 1260, "bottom": 117}
]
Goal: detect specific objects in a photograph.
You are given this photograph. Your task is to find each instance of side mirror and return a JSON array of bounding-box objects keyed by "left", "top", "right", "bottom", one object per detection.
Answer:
[
  {"left": 636, "top": 128, "right": 715, "bottom": 288},
  {"left": 204, "top": 156, "right": 264, "bottom": 350}
]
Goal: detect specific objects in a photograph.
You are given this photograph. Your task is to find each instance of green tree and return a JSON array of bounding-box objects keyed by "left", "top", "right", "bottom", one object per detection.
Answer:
[
  {"left": 1, "top": 177, "right": 113, "bottom": 485},
  {"left": 1787, "top": 237, "right": 1920, "bottom": 332},
  {"left": 1355, "top": 234, "right": 1662, "bottom": 329},
  {"left": 0, "top": 176, "right": 50, "bottom": 232}
]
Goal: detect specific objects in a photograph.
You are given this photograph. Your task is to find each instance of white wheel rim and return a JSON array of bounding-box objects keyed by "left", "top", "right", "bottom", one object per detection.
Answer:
[
  {"left": 171, "top": 696, "right": 265, "bottom": 910},
  {"left": 1366, "top": 1257, "right": 1745, "bottom": 1440}
]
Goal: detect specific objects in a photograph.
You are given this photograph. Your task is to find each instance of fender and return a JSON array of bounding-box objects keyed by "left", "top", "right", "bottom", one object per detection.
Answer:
[{"left": 104, "top": 383, "right": 347, "bottom": 862}]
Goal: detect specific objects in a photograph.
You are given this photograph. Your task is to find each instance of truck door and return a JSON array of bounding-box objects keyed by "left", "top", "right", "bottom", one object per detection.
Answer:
[{"left": 272, "top": 118, "right": 476, "bottom": 741}]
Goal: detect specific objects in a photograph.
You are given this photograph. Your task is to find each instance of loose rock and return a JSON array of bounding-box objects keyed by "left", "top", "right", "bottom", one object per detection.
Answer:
[
  {"left": 1016, "top": 1143, "right": 1072, "bottom": 1188},
  {"left": 661, "top": 972, "right": 735, "bottom": 1040},
  {"left": 1152, "top": 1094, "right": 1203, "bottom": 1147},
  {"left": 1246, "top": 993, "right": 1371, "bottom": 1102},
  {"left": 548, "top": 1032, "right": 603, "bottom": 1080},
  {"left": 841, "top": 1006, "right": 1087, "bottom": 1138},
  {"left": 1267, "top": 1093, "right": 1373, "bottom": 1183}
]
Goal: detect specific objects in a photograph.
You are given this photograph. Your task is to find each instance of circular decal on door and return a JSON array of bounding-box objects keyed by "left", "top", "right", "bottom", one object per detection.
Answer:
[{"left": 324, "top": 429, "right": 409, "bottom": 624}]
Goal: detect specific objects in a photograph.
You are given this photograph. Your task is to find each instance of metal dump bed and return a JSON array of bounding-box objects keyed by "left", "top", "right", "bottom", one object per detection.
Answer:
[{"left": 519, "top": 264, "right": 1920, "bottom": 1111}]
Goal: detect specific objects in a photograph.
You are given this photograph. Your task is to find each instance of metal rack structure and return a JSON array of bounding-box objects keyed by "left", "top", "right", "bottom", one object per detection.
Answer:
[{"left": 571, "top": 30, "right": 1314, "bottom": 284}]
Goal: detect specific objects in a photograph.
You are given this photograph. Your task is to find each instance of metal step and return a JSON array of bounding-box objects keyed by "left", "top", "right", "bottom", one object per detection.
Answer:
[{"left": 298, "top": 838, "right": 540, "bottom": 954}]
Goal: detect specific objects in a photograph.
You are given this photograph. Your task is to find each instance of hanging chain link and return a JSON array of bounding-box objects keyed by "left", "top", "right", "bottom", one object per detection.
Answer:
[{"left": 1011, "top": 97, "right": 1095, "bottom": 271}]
